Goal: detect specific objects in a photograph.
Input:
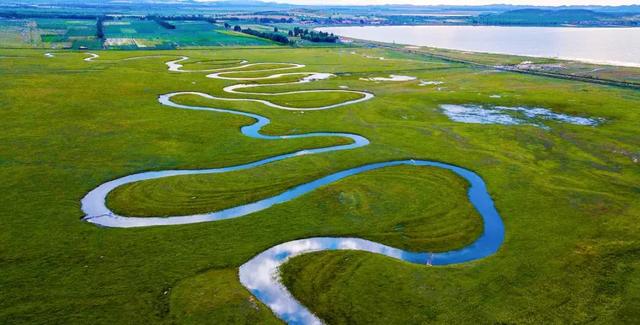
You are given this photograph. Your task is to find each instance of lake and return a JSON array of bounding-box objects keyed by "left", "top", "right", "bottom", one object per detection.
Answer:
[{"left": 319, "top": 25, "right": 640, "bottom": 67}]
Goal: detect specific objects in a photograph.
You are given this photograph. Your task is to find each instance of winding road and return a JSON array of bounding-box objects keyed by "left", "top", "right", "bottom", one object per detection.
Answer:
[{"left": 77, "top": 52, "right": 505, "bottom": 324}]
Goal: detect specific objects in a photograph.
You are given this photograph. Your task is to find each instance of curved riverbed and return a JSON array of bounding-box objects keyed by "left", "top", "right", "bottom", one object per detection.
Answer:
[
  {"left": 78, "top": 53, "right": 505, "bottom": 324},
  {"left": 81, "top": 91, "right": 370, "bottom": 227},
  {"left": 239, "top": 160, "right": 503, "bottom": 325}
]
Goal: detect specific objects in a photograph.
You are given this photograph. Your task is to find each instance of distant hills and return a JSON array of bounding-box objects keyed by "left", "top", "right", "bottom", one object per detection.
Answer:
[
  {"left": 7, "top": 0, "right": 640, "bottom": 14},
  {"left": 2, "top": 0, "right": 640, "bottom": 27}
]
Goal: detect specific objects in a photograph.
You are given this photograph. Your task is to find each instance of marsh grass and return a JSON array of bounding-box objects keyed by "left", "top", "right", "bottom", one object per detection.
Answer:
[{"left": 1, "top": 47, "right": 639, "bottom": 324}]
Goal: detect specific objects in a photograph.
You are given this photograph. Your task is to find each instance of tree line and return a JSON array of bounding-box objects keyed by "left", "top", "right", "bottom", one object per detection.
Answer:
[
  {"left": 148, "top": 15, "right": 216, "bottom": 23},
  {"left": 224, "top": 23, "right": 290, "bottom": 44},
  {"left": 239, "top": 27, "right": 290, "bottom": 44},
  {"left": 146, "top": 16, "right": 176, "bottom": 30},
  {"left": 288, "top": 27, "right": 338, "bottom": 43},
  {"left": 224, "top": 24, "right": 339, "bottom": 44}
]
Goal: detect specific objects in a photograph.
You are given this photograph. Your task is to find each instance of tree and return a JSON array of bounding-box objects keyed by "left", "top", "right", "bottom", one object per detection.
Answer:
[
  {"left": 148, "top": 16, "right": 176, "bottom": 30},
  {"left": 233, "top": 25, "right": 241, "bottom": 32},
  {"left": 96, "top": 16, "right": 105, "bottom": 40},
  {"left": 295, "top": 29, "right": 339, "bottom": 43},
  {"left": 240, "top": 28, "right": 290, "bottom": 45},
  {"left": 224, "top": 22, "right": 230, "bottom": 29}
]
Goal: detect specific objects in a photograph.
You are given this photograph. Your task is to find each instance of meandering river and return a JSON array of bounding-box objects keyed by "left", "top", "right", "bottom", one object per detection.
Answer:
[
  {"left": 319, "top": 25, "right": 640, "bottom": 67},
  {"left": 72, "top": 52, "right": 505, "bottom": 324}
]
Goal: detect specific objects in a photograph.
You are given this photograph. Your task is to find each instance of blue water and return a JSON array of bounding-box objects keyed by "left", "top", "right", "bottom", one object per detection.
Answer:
[
  {"left": 79, "top": 56, "right": 505, "bottom": 324},
  {"left": 80, "top": 92, "right": 370, "bottom": 228},
  {"left": 320, "top": 25, "right": 640, "bottom": 68},
  {"left": 239, "top": 160, "right": 503, "bottom": 325}
]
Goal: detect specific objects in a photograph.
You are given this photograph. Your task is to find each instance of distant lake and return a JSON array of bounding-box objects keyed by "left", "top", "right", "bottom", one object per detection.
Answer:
[{"left": 319, "top": 26, "right": 640, "bottom": 67}]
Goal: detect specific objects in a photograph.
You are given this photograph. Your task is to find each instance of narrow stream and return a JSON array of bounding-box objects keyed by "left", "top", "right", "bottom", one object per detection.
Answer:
[{"left": 78, "top": 53, "right": 505, "bottom": 324}]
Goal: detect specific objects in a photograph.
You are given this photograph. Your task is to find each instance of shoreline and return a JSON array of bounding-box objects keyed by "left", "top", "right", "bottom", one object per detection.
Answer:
[{"left": 318, "top": 25, "right": 640, "bottom": 69}]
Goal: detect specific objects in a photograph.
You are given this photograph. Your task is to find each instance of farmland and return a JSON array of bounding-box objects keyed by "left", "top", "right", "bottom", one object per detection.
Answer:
[
  {"left": 0, "top": 17, "right": 276, "bottom": 49},
  {"left": 102, "top": 19, "right": 275, "bottom": 48}
]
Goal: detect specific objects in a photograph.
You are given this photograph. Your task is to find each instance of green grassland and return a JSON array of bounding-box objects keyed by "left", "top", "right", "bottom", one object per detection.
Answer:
[{"left": 1, "top": 47, "right": 639, "bottom": 324}]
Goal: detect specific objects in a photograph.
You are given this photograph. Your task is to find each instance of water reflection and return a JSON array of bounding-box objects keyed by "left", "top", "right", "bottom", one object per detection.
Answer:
[
  {"left": 240, "top": 159, "right": 504, "bottom": 324},
  {"left": 440, "top": 104, "right": 601, "bottom": 129},
  {"left": 80, "top": 56, "right": 507, "bottom": 325},
  {"left": 82, "top": 92, "right": 371, "bottom": 228},
  {"left": 240, "top": 238, "right": 420, "bottom": 325},
  {"left": 360, "top": 75, "right": 417, "bottom": 82}
]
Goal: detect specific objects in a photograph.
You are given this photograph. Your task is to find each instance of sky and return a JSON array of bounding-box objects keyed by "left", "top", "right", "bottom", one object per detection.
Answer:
[{"left": 264, "top": 0, "right": 640, "bottom": 5}]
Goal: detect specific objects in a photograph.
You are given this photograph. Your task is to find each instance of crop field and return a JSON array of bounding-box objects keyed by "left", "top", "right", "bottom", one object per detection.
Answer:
[
  {"left": 37, "top": 18, "right": 102, "bottom": 50},
  {"left": 0, "top": 19, "right": 39, "bottom": 48},
  {"left": 0, "top": 18, "right": 276, "bottom": 50},
  {"left": 1, "top": 47, "right": 639, "bottom": 324},
  {"left": 0, "top": 18, "right": 101, "bottom": 49},
  {"left": 102, "top": 19, "right": 275, "bottom": 49}
]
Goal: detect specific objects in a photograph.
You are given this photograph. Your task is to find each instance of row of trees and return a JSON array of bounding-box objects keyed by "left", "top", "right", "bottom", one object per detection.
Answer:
[
  {"left": 224, "top": 24, "right": 339, "bottom": 44},
  {"left": 289, "top": 27, "right": 338, "bottom": 43},
  {"left": 241, "top": 27, "right": 290, "bottom": 44},
  {"left": 147, "top": 16, "right": 176, "bottom": 30},
  {"left": 150, "top": 15, "right": 216, "bottom": 23},
  {"left": 224, "top": 24, "right": 290, "bottom": 44},
  {"left": 253, "top": 17, "right": 294, "bottom": 24},
  {"left": 288, "top": 27, "right": 308, "bottom": 37}
]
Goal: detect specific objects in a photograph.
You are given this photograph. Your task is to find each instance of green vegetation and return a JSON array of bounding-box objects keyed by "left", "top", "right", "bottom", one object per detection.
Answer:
[
  {"left": 170, "top": 268, "right": 279, "bottom": 324},
  {"left": 36, "top": 18, "right": 100, "bottom": 49},
  {"left": 149, "top": 16, "right": 177, "bottom": 30},
  {"left": 386, "top": 44, "right": 640, "bottom": 87},
  {"left": 0, "top": 18, "right": 101, "bottom": 49},
  {"left": 102, "top": 19, "right": 276, "bottom": 49},
  {"left": 1, "top": 46, "right": 639, "bottom": 325},
  {"left": 2, "top": 1, "right": 640, "bottom": 30},
  {"left": 0, "top": 17, "right": 277, "bottom": 49},
  {"left": 289, "top": 27, "right": 339, "bottom": 43},
  {"left": 236, "top": 26, "right": 290, "bottom": 44},
  {"left": 0, "top": 19, "right": 39, "bottom": 48},
  {"left": 474, "top": 9, "right": 640, "bottom": 27}
]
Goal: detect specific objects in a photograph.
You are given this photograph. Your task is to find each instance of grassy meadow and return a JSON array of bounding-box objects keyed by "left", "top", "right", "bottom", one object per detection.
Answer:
[{"left": 1, "top": 46, "right": 639, "bottom": 324}]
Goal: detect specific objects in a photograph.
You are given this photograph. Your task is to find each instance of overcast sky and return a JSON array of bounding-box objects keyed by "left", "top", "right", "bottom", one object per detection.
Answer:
[{"left": 265, "top": 0, "right": 640, "bottom": 5}]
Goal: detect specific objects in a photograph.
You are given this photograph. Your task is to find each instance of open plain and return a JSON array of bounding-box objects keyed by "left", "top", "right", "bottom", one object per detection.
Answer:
[{"left": 1, "top": 46, "right": 639, "bottom": 324}]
